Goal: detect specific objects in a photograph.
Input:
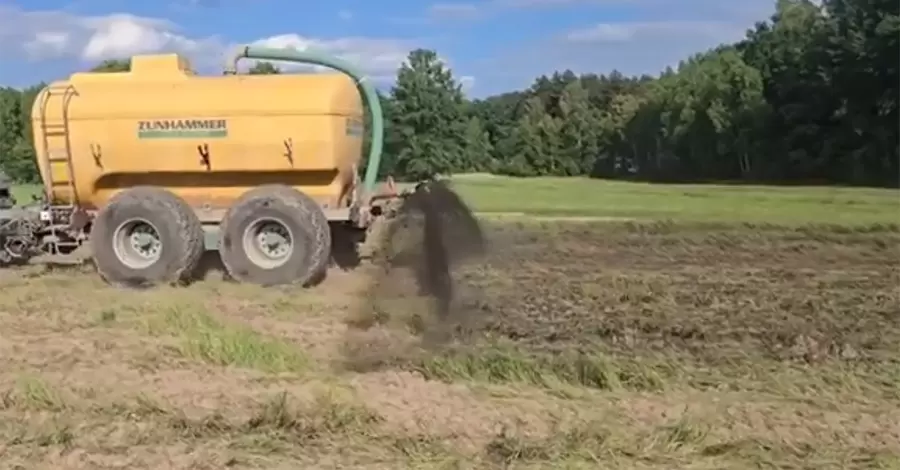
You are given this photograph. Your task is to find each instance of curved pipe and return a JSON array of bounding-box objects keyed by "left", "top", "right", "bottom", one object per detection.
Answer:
[{"left": 225, "top": 45, "right": 384, "bottom": 198}]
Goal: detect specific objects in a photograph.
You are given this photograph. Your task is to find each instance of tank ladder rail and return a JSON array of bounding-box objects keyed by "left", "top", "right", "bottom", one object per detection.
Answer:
[
  {"left": 38, "top": 84, "right": 81, "bottom": 256},
  {"left": 38, "top": 84, "right": 79, "bottom": 211}
]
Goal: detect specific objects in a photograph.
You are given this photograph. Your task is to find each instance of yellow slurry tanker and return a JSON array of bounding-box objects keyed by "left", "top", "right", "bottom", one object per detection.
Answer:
[{"left": 0, "top": 46, "right": 414, "bottom": 287}]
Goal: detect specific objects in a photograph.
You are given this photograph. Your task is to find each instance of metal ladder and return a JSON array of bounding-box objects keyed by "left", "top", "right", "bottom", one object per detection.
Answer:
[{"left": 38, "top": 84, "right": 79, "bottom": 209}]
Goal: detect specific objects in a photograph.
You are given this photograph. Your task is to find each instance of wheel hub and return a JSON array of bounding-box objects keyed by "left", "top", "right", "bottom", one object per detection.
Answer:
[
  {"left": 113, "top": 219, "right": 162, "bottom": 269},
  {"left": 243, "top": 219, "right": 294, "bottom": 268}
]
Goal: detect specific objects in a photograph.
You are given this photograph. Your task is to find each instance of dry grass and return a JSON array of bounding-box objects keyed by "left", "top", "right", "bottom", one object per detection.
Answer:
[{"left": 0, "top": 220, "right": 898, "bottom": 469}]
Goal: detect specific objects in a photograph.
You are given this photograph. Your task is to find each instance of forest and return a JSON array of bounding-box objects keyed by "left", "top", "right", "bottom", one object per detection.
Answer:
[{"left": 0, "top": 0, "right": 897, "bottom": 187}]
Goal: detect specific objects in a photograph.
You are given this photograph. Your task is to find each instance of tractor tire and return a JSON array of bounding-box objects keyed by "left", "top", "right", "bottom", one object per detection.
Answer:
[
  {"left": 218, "top": 185, "right": 331, "bottom": 286},
  {"left": 91, "top": 186, "right": 204, "bottom": 288}
]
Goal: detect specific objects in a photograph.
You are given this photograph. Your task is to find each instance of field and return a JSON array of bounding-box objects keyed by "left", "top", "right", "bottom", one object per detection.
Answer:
[{"left": 1, "top": 177, "right": 899, "bottom": 469}]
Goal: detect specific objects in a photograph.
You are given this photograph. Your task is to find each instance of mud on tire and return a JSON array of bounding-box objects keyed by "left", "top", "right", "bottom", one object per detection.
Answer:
[
  {"left": 218, "top": 184, "right": 331, "bottom": 286},
  {"left": 91, "top": 186, "right": 204, "bottom": 288}
]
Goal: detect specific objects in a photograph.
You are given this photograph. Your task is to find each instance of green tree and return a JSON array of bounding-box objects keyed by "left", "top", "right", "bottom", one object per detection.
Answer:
[
  {"left": 5, "top": 139, "right": 38, "bottom": 183},
  {"left": 461, "top": 116, "right": 494, "bottom": 172},
  {"left": 18, "top": 84, "right": 44, "bottom": 150},
  {"left": 387, "top": 49, "right": 468, "bottom": 180},
  {"left": 248, "top": 61, "right": 281, "bottom": 75},
  {"left": 596, "top": 91, "right": 644, "bottom": 178},
  {"left": 819, "top": 0, "right": 899, "bottom": 184},
  {"left": 2, "top": 0, "right": 897, "bottom": 187},
  {"left": 558, "top": 80, "right": 601, "bottom": 175},
  {"left": 502, "top": 96, "right": 561, "bottom": 176},
  {"left": 0, "top": 89, "right": 28, "bottom": 180},
  {"left": 740, "top": 0, "right": 833, "bottom": 180},
  {"left": 91, "top": 59, "right": 131, "bottom": 72}
]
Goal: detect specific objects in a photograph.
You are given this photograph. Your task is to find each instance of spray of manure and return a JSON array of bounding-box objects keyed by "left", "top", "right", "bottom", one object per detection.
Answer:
[
  {"left": 380, "top": 180, "right": 486, "bottom": 316},
  {"left": 343, "top": 180, "right": 488, "bottom": 370}
]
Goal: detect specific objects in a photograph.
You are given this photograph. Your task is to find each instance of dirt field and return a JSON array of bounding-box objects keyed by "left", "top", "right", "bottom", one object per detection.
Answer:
[{"left": 0, "top": 219, "right": 898, "bottom": 469}]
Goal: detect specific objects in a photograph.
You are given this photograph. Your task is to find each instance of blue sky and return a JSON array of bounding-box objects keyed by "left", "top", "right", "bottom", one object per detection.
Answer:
[{"left": 0, "top": 0, "right": 777, "bottom": 97}]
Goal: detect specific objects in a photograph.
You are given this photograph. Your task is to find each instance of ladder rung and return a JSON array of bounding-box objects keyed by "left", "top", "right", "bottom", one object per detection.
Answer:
[{"left": 40, "top": 89, "right": 76, "bottom": 201}]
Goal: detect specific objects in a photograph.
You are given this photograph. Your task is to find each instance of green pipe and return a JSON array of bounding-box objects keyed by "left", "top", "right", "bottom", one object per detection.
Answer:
[{"left": 225, "top": 46, "right": 384, "bottom": 197}]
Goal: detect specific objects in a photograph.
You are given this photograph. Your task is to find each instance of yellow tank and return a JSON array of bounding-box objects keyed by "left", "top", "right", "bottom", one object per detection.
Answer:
[{"left": 31, "top": 53, "right": 365, "bottom": 214}]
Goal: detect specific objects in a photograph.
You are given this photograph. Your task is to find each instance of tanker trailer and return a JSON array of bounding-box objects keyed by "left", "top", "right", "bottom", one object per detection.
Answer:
[{"left": 16, "top": 46, "right": 404, "bottom": 288}]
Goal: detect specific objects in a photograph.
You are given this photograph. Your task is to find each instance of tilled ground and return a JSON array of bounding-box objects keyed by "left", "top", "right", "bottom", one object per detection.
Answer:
[
  {"left": 0, "top": 220, "right": 898, "bottom": 469},
  {"left": 360, "top": 221, "right": 899, "bottom": 364},
  {"left": 467, "top": 222, "right": 899, "bottom": 362}
]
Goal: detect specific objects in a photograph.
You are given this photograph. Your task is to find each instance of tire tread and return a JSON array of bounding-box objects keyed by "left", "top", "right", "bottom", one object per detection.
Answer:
[
  {"left": 91, "top": 186, "right": 204, "bottom": 287},
  {"left": 219, "top": 184, "right": 331, "bottom": 286}
]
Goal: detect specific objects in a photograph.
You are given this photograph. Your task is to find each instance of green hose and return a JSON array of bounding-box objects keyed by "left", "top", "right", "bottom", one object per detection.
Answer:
[{"left": 226, "top": 46, "right": 384, "bottom": 197}]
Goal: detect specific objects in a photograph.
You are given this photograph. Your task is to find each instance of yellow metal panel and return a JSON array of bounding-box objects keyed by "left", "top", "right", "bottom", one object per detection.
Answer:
[{"left": 31, "top": 53, "right": 364, "bottom": 211}]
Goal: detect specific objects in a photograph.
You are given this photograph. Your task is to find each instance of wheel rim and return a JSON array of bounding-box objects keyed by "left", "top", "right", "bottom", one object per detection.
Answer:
[
  {"left": 113, "top": 218, "right": 163, "bottom": 269},
  {"left": 242, "top": 218, "right": 294, "bottom": 269}
]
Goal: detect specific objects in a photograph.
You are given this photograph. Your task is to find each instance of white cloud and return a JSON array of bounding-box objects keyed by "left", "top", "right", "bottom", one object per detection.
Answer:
[
  {"left": 420, "top": 0, "right": 773, "bottom": 24},
  {"left": 24, "top": 31, "right": 71, "bottom": 58},
  {"left": 0, "top": 5, "right": 429, "bottom": 86},
  {"left": 0, "top": 5, "right": 223, "bottom": 66},
  {"left": 472, "top": 1, "right": 775, "bottom": 95},
  {"left": 428, "top": 3, "right": 484, "bottom": 20},
  {"left": 496, "top": 0, "right": 628, "bottom": 7},
  {"left": 459, "top": 75, "right": 476, "bottom": 92},
  {"left": 248, "top": 34, "right": 413, "bottom": 82},
  {"left": 246, "top": 35, "right": 480, "bottom": 91},
  {"left": 338, "top": 9, "right": 353, "bottom": 21},
  {"left": 565, "top": 21, "right": 736, "bottom": 43},
  {"left": 551, "top": 18, "right": 752, "bottom": 74},
  {"left": 0, "top": 1, "right": 774, "bottom": 97},
  {"left": 411, "top": 0, "right": 631, "bottom": 23},
  {"left": 79, "top": 14, "right": 220, "bottom": 62},
  {"left": 388, "top": 2, "right": 487, "bottom": 25}
]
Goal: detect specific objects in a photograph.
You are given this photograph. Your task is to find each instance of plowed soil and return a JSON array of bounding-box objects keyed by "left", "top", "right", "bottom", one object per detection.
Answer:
[{"left": 0, "top": 220, "right": 898, "bottom": 469}]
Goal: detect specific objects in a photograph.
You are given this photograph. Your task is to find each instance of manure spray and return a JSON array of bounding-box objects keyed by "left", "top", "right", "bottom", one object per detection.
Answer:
[{"left": 370, "top": 179, "right": 486, "bottom": 322}]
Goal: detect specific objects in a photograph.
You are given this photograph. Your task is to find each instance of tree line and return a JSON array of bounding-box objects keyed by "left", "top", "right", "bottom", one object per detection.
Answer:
[{"left": 1, "top": 0, "right": 897, "bottom": 187}]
